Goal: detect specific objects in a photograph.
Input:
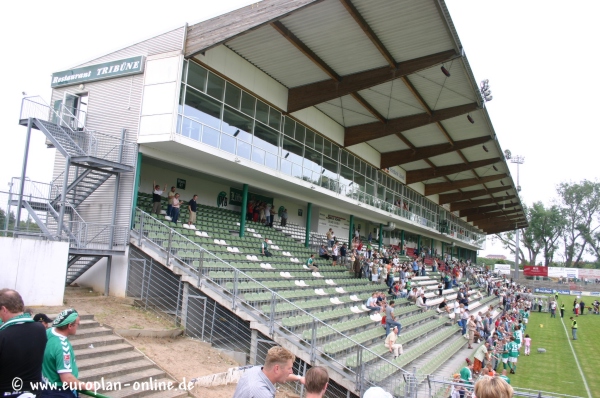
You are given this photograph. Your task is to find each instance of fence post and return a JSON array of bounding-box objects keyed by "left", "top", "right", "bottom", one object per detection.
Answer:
[
  {"left": 175, "top": 279, "right": 182, "bottom": 327},
  {"left": 166, "top": 229, "right": 173, "bottom": 265},
  {"left": 138, "top": 213, "right": 144, "bottom": 246},
  {"left": 197, "top": 249, "right": 204, "bottom": 286},
  {"left": 232, "top": 269, "right": 238, "bottom": 311},
  {"left": 269, "top": 292, "right": 276, "bottom": 336},
  {"left": 412, "top": 366, "right": 418, "bottom": 398},
  {"left": 299, "top": 361, "right": 307, "bottom": 397},
  {"left": 145, "top": 260, "right": 153, "bottom": 310},
  {"left": 355, "top": 345, "right": 363, "bottom": 396},
  {"left": 310, "top": 317, "right": 317, "bottom": 364}
]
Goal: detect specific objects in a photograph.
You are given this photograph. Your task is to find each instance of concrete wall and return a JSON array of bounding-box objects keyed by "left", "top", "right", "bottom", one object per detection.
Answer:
[
  {"left": 0, "top": 237, "right": 69, "bottom": 306},
  {"left": 73, "top": 250, "right": 129, "bottom": 297}
]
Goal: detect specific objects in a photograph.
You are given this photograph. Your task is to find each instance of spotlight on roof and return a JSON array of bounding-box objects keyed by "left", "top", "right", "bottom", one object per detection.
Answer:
[
  {"left": 285, "top": 152, "right": 290, "bottom": 159},
  {"left": 233, "top": 129, "right": 240, "bottom": 137},
  {"left": 441, "top": 65, "right": 451, "bottom": 77},
  {"left": 467, "top": 115, "right": 475, "bottom": 124},
  {"left": 504, "top": 149, "right": 512, "bottom": 160}
]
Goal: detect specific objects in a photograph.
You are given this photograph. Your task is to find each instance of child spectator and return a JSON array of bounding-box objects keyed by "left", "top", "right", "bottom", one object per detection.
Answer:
[{"left": 523, "top": 334, "right": 531, "bottom": 356}]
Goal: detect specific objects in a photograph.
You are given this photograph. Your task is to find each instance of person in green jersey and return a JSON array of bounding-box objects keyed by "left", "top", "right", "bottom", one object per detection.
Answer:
[
  {"left": 41, "top": 309, "right": 92, "bottom": 397},
  {"left": 499, "top": 369, "right": 511, "bottom": 384},
  {"left": 459, "top": 362, "right": 473, "bottom": 384},
  {"left": 508, "top": 336, "right": 519, "bottom": 374},
  {"left": 500, "top": 338, "right": 510, "bottom": 370},
  {"left": 306, "top": 254, "right": 318, "bottom": 271},
  {"left": 513, "top": 325, "right": 522, "bottom": 350}
]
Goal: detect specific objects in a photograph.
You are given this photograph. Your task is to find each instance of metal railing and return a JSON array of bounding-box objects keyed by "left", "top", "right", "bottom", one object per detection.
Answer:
[
  {"left": 19, "top": 96, "right": 137, "bottom": 167},
  {"left": 67, "top": 221, "right": 129, "bottom": 251},
  {"left": 131, "top": 209, "right": 418, "bottom": 395}
]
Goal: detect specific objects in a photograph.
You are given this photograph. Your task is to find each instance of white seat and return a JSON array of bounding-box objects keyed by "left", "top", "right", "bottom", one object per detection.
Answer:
[
  {"left": 370, "top": 313, "right": 382, "bottom": 322},
  {"left": 271, "top": 245, "right": 280, "bottom": 250},
  {"left": 302, "top": 265, "right": 309, "bottom": 270},
  {"left": 164, "top": 216, "right": 172, "bottom": 221},
  {"left": 361, "top": 305, "right": 369, "bottom": 311},
  {"left": 351, "top": 306, "right": 362, "bottom": 313},
  {"left": 283, "top": 251, "right": 291, "bottom": 256},
  {"left": 349, "top": 295, "right": 361, "bottom": 301},
  {"left": 295, "top": 280, "right": 309, "bottom": 287},
  {"left": 160, "top": 210, "right": 167, "bottom": 215},
  {"left": 227, "top": 247, "right": 233, "bottom": 252},
  {"left": 330, "top": 297, "right": 343, "bottom": 304},
  {"left": 335, "top": 287, "right": 346, "bottom": 294},
  {"left": 182, "top": 224, "right": 190, "bottom": 229},
  {"left": 312, "top": 272, "right": 323, "bottom": 278},
  {"left": 315, "top": 289, "right": 326, "bottom": 295},
  {"left": 325, "top": 279, "right": 336, "bottom": 285},
  {"left": 267, "top": 239, "right": 273, "bottom": 244},
  {"left": 280, "top": 272, "right": 292, "bottom": 278}
]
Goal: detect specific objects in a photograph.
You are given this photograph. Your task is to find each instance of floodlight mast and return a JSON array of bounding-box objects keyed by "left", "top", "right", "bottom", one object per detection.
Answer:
[{"left": 509, "top": 155, "right": 524, "bottom": 280}]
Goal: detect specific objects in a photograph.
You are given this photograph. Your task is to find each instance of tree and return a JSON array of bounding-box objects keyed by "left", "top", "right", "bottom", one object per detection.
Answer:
[
  {"left": 493, "top": 203, "right": 537, "bottom": 265},
  {"left": 557, "top": 180, "right": 600, "bottom": 266},
  {"left": 528, "top": 202, "right": 565, "bottom": 266}
]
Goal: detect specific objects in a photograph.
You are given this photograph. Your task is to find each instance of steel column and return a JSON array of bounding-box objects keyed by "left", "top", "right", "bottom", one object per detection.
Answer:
[
  {"left": 15, "top": 118, "right": 33, "bottom": 233},
  {"left": 305, "top": 202, "right": 312, "bottom": 248},
  {"left": 104, "top": 256, "right": 112, "bottom": 296},
  {"left": 239, "top": 184, "right": 248, "bottom": 237},
  {"left": 57, "top": 157, "right": 71, "bottom": 237},
  {"left": 131, "top": 152, "right": 143, "bottom": 229},
  {"left": 348, "top": 215, "right": 354, "bottom": 245},
  {"left": 379, "top": 223, "right": 383, "bottom": 251}
]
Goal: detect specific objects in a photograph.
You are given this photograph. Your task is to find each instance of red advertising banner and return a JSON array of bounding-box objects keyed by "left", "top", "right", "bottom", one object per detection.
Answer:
[{"left": 524, "top": 266, "right": 548, "bottom": 277}]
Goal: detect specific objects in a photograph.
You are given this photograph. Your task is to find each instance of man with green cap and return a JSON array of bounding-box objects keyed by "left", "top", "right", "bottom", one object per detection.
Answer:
[{"left": 40, "top": 308, "right": 91, "bottom": 397}]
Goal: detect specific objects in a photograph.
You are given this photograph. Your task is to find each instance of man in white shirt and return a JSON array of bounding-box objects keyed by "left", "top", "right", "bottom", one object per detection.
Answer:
[
  {"left": 416, "top": 294, "right": 429, "bottom": 311},
  {"left": 384, "top": 326, "right": 403, "bottom": 359}
]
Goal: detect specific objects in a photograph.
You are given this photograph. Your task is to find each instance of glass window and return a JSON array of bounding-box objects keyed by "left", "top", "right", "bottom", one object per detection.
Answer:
[
  {"left": 340, "top": 165, "right": 353, "bottom": 182},
  {"left": 269, "top": 108, "right": 281, "bottom": 131},
  {"left": 251, "top": 147, "right": 265, "bottom": 165},
  {"left": 224, "top": 83, "right": 241, "bottom": 109},
  {"left": 220, "top": 133, "right": 236, "bottom": 154},
  {"left": 183, "top": 88, "right": 221, "bottom": 129},
  {"left": 366, "top": 182, "right": 375, "bottom": 196},
  {"left": 353, "top": 173, "right": 366, "bottom": 188},
  {"left": 331, "top": 143, "right": 339, "bottom": 161},
  {"left": 305, "top": 129, "right": 315, "bottom": 148},
  {"left": 181, "top": 117, "right": 201, "bottom": 141},
  {"left": 295, "top": 124, "right": 305, "bottom": 142},
  {"left": 323, "top": 139, "right": 331, "bottom": 158},
  {"left": 182, "top": 60, "right": 188, "bottom": 83},
  {"left": 237, "top": 141, "right": 251, "bottom": 160},
  {"left": 304, "top": 147, "right": 322, "bottom": 171},
  {"left": 314, "top": 134, "right": 323, "bottom": 153},
  {"left": 265, "top": 152, "right": 278, "bottom": 170},
  {"left": 292, "top": 163, "right": 303, "bottom": 179},
  {"left": 254, "top": 123, "right": 279, "bottom": 154},
  {"left": 241, "top": 92, "right": 256, "bottom": 117},
  {"left": 178, "top": 84, "right": 185, "bottom": 114},
  {"left": 282, "top": 137, "right": 304, "bottom": 165},
  {"left": 202, "top": 126, "right": 219, "bottom": 148},
  {"left": 206, "top": 72, "right": 225, "bottom": 100},
  {"left": 322, "top": 156, "right": 338, "bottom": 175},
  {"left": 222, "top": 107, "right": 252, "bottom": 142},
  {"left": 187, "top": 62, "right": 207, "bottom": 92},
  {"left": 281, "top": 159, "right": 292, "bottom": 176},
  {"left": 283, "top": 117, "right": 295, "bottom": 137},
  {"left": 256, "top": 100, "right": 269, "bottom": 125}
]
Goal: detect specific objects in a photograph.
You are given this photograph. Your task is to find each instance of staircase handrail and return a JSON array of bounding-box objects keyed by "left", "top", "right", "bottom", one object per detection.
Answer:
[
  {"left": 19, "top": 96, "right": 136, "bottom": 167},
  {"left": 133, "top": 209, "right": 413, "bottom": 392}
]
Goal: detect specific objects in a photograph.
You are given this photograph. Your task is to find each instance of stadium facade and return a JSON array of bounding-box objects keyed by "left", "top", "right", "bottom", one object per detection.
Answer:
[{"left": 6, "top": 0, "right": 526, "bottom": 395}]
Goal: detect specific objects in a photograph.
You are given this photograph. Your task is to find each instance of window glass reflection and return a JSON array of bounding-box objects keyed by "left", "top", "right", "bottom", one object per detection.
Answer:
[
  {"left": 202, "top": 126, "right": 219, "bottom": 148},
  {"left": 224, "top": 83, "right": 241, "bottom": 109},
  {"left": 241, "top": 92, "right": 256, "bottom": 118},
  {"left": 269, "top": 108, "right": 281, "bottom": 131},
  {"left": 206, "top": 73, "right": 225, "bottom": 101},
  {"left": 222, "top": 107, "right": 253, "bottom": 143},
  {"left": 254, "top": 123, "right": 279, "bottom": 154},
  {"left": 304, "top": 147, "right": 322, "bottom": 171},
  {"left": 184, "top": 89, "right": 221, "bottom": 129},
  {"left": 237, "top": 141, "right": 251, "bottom": 160},
  {"left": 295, "top": 125, "right": 305, "bottom": 142},
  {"left": 187, "top": 62, "right": 207, "bottom": 92},
  {"left": 265, "top": 152, "right": 278, "bottom": 170},
  {"left": 181, "top": 117, "right": 201, "bottom": 141},
  {"left": 305, "top": 129, "right": 315, "bottom": 148},
  {"left": 256, "top": 100, "right": 269, "bottom": 125},
  {"left": 281, "top": 159, "right": 292, "bottom": 175},
  {"left": 283, "top": 117, "right": 295, "bottom": 137},
  {"left": 252, "top": 147, "right": 265, "bottom": 165},
  {"left": 220, "top": 133, "right": 236, "bottom": 154},
  {"left": 282, "top": 137, "right": 303, "bottom": 165}
]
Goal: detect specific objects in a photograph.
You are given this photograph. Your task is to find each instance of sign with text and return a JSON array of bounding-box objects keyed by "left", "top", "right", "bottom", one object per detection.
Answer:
[
  {"left": 523, "top": 266, "right": 548, "bottom": 277},
  {"left": 547, "top": 267, "right": 579, "bottom": 279},
  {"left": 381, "top": 166, "right": 406, "bottom": 184},
  {"left": 318, "top": 211, "right": 349, "bottom": 236},
  {"left": 51, "top": 56, "right": 145, "bottom": 88},
  {"left": 229, "top": 188, "right": 273, "bottom": 207},
  {"left": 494, "top": 264, "right": 511, "bottom": 275}
]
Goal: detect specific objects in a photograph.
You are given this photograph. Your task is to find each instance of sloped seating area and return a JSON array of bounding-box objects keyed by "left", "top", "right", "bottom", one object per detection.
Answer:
[{"left": 133, "top": 192, "right": 500, "bottom": 395}]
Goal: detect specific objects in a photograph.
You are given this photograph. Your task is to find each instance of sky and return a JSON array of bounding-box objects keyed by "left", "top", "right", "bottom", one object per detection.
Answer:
[{"left": 1, "top": 0, "right": 598, "bottom": 258}]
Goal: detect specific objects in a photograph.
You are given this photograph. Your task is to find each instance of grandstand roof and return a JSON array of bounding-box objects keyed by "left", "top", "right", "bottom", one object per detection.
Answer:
[{"left": 184, "top": 0, "right": 527, "bottom": 234}]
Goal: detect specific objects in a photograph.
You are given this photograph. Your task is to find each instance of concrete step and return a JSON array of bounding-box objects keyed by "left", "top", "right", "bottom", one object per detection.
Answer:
[
  {"left": 71, "top": 334, "right": 125, "bottom": 350},
  {"left": 78, "top": 319, "right": 102, "bottom": 330},
  {"left": 94, "top": 368, "right": 166, "bottom": 395},
  {"left": 76, "top": 343, "right": 134, "bottom": 360},
  {"left": 47, "top": 313, "right": 95, "bottom": 321},
  {"left": 78, "top": 350, "right": 145, "bottom": 371},
  {"left": 71, "top": 326, "right": 113, "bottom": 340},
  {"left": 79, "top": 359, "right": 157, "bottom": 381}
]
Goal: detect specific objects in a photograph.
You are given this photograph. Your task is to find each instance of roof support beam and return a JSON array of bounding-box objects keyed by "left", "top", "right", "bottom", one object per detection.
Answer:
[
  {"left": 439, "top": 187, "right": 508, "bottom": 205},
  {"left": 271, "top": 21, "right": 340, "bottom": 81},
  {"left": 449, "top": 195, "right": 516, "bottom": 212},
  {"left": 482, "top": 221, "right": 528, "bottom": 232},
  {"left": 459, "top": 203, "right": 519, "bottom": 218},
  {"left": 344, "top": 103, "right": 479, "bottom": 146},
  {"left": 406, "top": 157, "right": 500, "bottom": 184},
  {"left": 381, "top": 136, "right": 491, "bottom": 169},
  {"left": 486, "top": 224, "right": 528, "bottom": 234},
  {"left": 424, "top": 174, "right": 506, "bottom": 196},
  {"left": 339, "top": 0, "right": 397, "bottom": 68},
  {"left": 350, "top": 92, "right": 386, "bottom": 123},
  {"left": 287, "top": 50, "right": 458, "bottom": 113},
  {"left": 474, "top": 216, "right": 526, "bottom": 228},
  {"left": 467, "top": 210, "right": 521, "bottom": 222}
]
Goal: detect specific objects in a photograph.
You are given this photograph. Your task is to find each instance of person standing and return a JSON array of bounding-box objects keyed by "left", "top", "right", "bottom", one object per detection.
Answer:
[
  {"left": 280, "top": 208, "right": 288, "bottom": 227},
  {"left": 550, "top": 301, "right": 556, "bottom": 318},
  {"left": 304, "top": 366, "right": 329, "bottom": 398},
  {"left": 34, "top": 313, "right": 54, "bottom": 329},
  {"left": 0, "top": 289, "right": 47, "bottom": 397},
  {"left": 41, "top": 309, "right": 93, "bottom": 397},
  {"left": 167, "top": 186, "right": 176, "bottom": 218},
  {"left": 384, "top": 325, "right": 403, "bottom": 359},
  {"left": 467, "top": 315, "right": 477, "bottom": 349},
  {"left": 579, "top": 300, "right": 585, "bottom": 316},
  {"left": 187, "top": 194, "right": 198, "bottom": 227},
  {"left": 560, "top": 303, "right": 565, "bottom": 318},
  {"left": 233, "top": 346, "right": 305, "bottom": 398},
  {"left": 385, "top": 301, "right": 402, "bottom": 336},
  {"left": 340, "top": 243, "right": 347, "bottom": 267},
  {"left": 570, "top": 317, "right": 578, "bottom": 340},
  {"left": 352, "top": 253, "right": 362, "bottom": 278},
  {"left": 523, "top": 334, "right": 532, "bottom": 356},
  {"left": 171, "top": 193, "right": 181, "bottom": 224},
  {"left": 151, "top": 181, "right": 167, "bottom": 216},
  {"left": 473, "top": 342, "right": 490, "bottom": 375}
]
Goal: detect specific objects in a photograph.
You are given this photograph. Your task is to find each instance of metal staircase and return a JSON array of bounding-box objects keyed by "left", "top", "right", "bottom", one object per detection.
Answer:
[{"left": 11, "top": 96, "right": 138, "bottom": 285}]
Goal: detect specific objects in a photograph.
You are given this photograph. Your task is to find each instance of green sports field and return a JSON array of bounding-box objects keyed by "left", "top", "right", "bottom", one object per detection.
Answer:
[{"left": 493, "top": 298, "right": 599, "bottom": 398}]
